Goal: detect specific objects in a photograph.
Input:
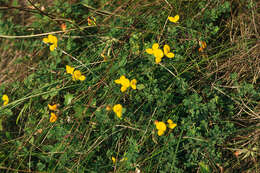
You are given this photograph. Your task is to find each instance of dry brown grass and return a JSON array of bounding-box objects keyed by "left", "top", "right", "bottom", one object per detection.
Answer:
[
  {"left": 208, "top": 1, "right": 260, "bottom": 172},
  {"left": 216, "top": 0, "right": 260, "bottom": 85}
]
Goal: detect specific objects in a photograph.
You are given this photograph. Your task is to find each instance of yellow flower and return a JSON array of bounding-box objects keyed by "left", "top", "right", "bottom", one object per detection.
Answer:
[
  {"left": 155, "top": 121, "right": 167, "bottom": 131},
  {"left": 48, "top": 104, "right": 58, "bottom": 111},
  {"left": 66, "top": 65, "right": 86, "bottom": 81},
  {"left": 72, "top": 70, "right": 86, "bottom": 81},
  {"left": 43, "top": 34, "right": 58, "bottom": 51},
  {"left": 163, "top": 45, "right": 175, "bottom": 58},
  {"left": 168, "top": 15, "right": 180, "bottom": 23},
  {"left": 167, "top": 119, "right": 177, "bottom": 129},
  {"left": 111, "top": 156, "right": 116, "bottom": 164},
  {"left": 50, "top": 112, "right": 57, "bottom": 123},
  {"left": 153, "top": 49, "right": 164, "bottom": 61},
  {"left": 66, "top": 65, "right": 75, "bottom": 75},
  {"left": 146, "top": 43, "right": 164, "bottom": 64},
  {"left": 130, "top": 79, "right": 137, "bottom": 90},
  {"left": 157, "top": 130, "right": 165, "bottom": 136},
  {"left": 154, "top": 120, "right": 167, "bottom": 136},
  {"left": 2, "top": 94, "right": 9, "bottom": 106},
  {"left": 155, "top": 56, "right": 162, "bottom": 64},
  {"left": 115, "top": 75, "right": 131, "bottom": 92},
  {"left": 145, "top": 43, "right": 159, "bottom": 55},
  {"left": 113, "top": 104, "right": 123, "bottom": 118}
]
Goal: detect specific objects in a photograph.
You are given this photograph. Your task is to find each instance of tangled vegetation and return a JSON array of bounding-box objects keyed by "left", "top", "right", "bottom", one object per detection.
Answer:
[{"left": 0, "top": 0, "right": 259, "bottom": 172}]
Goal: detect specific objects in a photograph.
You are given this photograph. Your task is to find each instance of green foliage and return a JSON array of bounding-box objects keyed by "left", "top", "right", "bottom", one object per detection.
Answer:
[{"left": 0, "top": 0, "right": 259, "bottom": 172}]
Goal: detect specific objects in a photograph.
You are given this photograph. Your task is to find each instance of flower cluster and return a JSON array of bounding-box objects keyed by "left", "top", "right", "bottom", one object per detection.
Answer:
[
  {"left": 154, "top": 119, "right": 177, "bottom": 136},
  {"left": 114, "top": 75, "right": 137, "bottom": 92},
  {"left": 48, "top": 104, "right": 58, "bottom": 123},
  {"left": 2, "top": 94, "right": 9, "bottom": 106},
  {"left": 66, "top": 65, "right": 86, "bottom": 81},
  {"left": 198, "top": 40, "right": 207, "bottom": 52},
  {"left": 43, "top": 34, "right": 58, "bottom": 51},
  {"left": 146, "top": 43, "right": 175, "bottom": 63}
]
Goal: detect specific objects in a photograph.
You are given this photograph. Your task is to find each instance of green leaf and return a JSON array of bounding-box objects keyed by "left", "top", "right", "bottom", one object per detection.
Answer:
[
  {"left": 37, "top": 162, "right": 46, "bottom": 171},
  {"left": 64, "top": 93, "right": 74, "bottom": 105},
  {"left": 137, "top": 84, "right": 145, "bottom": 90},
  {"left": 199, "top": 162, "right": 210, "bottom": 173},
  {"left": 118, "top": 56, "right": 127, "bottom": 67},
  {"left": 73, "top": 105, "right": 85, "bottom": 118}
]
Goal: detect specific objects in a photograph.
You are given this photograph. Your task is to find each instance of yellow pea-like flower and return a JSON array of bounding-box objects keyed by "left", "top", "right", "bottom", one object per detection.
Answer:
[
  {"left": 146, "top": 43, "right": 164, "bottom": 64},
  {"left": 111, "top": 156, "right": 116, "bottom": 164},
  {"left": 42, "top": 34, "right": 58, "bottom": 51},
  {"left": 168, "top": 15, "right": 180, "bottom": 23},
  {"left": 113, "top": 104, "right": 123, "bottom": 118},
  {"left": 130, "top": 79, "right": 137, "bottom": 90},
  {"left": 66, "top": 65, "right": 75, "bottom": 75},
  {"left": 167, "top": 119, "right": 177, "bottom": 129},
  {"left": 163, "top": 45, "right": 175, "bottom": 58},
  {"left": 50, "top": 112, "right": 58, "bottom": 123},
  {"left": 2, "top": 94, "right": 9, "bottom": 106},
  {"left": 48, "top": 104, "right": 58, "bottom": 111}
]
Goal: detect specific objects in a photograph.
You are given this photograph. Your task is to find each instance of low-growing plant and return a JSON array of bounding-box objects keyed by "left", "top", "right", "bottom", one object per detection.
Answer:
[{"left": 0, "top": 0, "right": 259, "bottom": 172}]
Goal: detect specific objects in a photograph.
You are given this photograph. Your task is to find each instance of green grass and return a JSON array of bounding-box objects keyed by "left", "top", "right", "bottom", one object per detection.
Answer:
[{"left": 0, "top": 0, "right": 259, "bottom": 172}]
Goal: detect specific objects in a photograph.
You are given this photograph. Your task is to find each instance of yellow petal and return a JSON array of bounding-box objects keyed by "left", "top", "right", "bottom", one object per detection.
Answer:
[
  {"left": 168, "top": 15, "right": 179, "bottom": 23},
  {"left": 157, "top": 130, "right": 165, "bottom": 136},
  {"left": 73, "top": 70, "right": 82, "bottom": 80},
  {"left": 111, "top": 157, "right": 116, "bottom": 164},
  {"left": 152, "top": 43, "right": 159, "bottom": 50},
  {"left": 121, "top": 78, "right": 130, "bottom": 88},
  {"left": 163, "top": 45, "right": 170, "bottom": 54},
  {"left": 167, "top": 119, "right": 173, "bottom": 124},
  {"left": 2, "top": 94, "right": 9, "bottom": 102},
  {"left": 50, "top": 112, "right": 57, "bottom": 123},
  {"left": 130, "top": 79, "right": 137, "bottom": 89},
  {"left": 120, "top": 75, "right": 126, "bottom": 80},
  {"left": 116, "top": 111, "right": 122, "bottom": 118},
  {"left": 42, "top": 37, "right": 49, "bottom": 43},
  {"left": 156, "top": 122, "right": 167, "bottom": 131},
  {"left": 121, "top": 86, "right": 128, "bottom": 92},
  {"left": 53, "top": 42, "right": 58, "bottom": 48},
  {"left": 166, "top": 52, "right": 175, "bottom": 58},
  {"left": 154, "top": 49, "right": 164, "bottom": 59},
  {"left": 169, "top": 123, "right": 177, "bottom": 129},
  {"left": 53, "top": 37, "right": 58, "bottom": 45},
  {"left": 72, "top": 75, "right": 76, "bottom": 81},
  {"left": 113, "top": 104, "right": 123, "bottom": 118},
  {"left": 66, "top": 65, "right": 75, "bottom": 75},
  {"left": 48, "top": 34, "right": 57, "bottom": 44},
  {"left": 50, "top": 44, "right": 55, "bottom": 51},
  {"left": 48, "top": 104, "right": 58, "bottom": 111},
  {"left": 79, "top": 75, "right": 86, "bottom": 81},
  {"left": 115, "top": 79, "right": 121, "bottom": 84},
  {"left": 2, "top": 94, "right": 9, "bottom": 106},
  {"left": 155, "top": 57, "right": 162, "bottom": 64},
  {"left": 145, "top": 48, "right": 154, "bottom": 54}
]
